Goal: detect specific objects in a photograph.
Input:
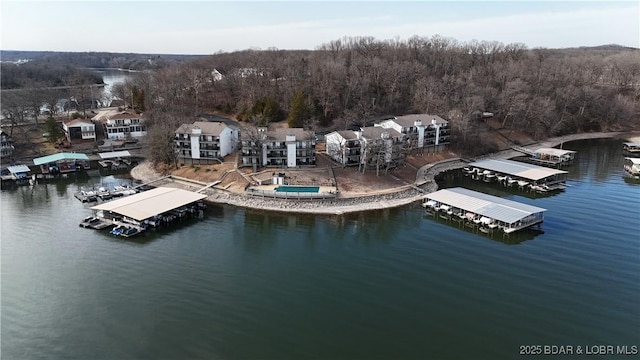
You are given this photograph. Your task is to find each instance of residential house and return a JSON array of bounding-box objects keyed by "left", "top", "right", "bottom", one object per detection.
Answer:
[
  {"left": 1, "top": 130, "right": 14, "bottom": 159},
  {"left": 175, "top": 121, "right": 239, "bottom": 165},
  {"left": 102, "top": 111, "right": 147, "bottom": 140},
  {"left": 63, "top": 118, "right": 96, "bottom": 142},
  {"left": 325, "top": 131, "right": 362, "bottom": 167},
  {"left": 241, "top": 127, "right": 315, "bottom": 168},
  {"left": 376, "top": 114, "right": 450, "bottom": 152}
]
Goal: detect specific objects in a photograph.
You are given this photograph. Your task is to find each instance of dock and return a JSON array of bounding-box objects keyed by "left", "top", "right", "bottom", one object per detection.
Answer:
[
  {"left": 623, "top": 142, "right": 640, "bottom": 156},
  {"left": 81, "top": 187, "right": 208, "bottom": 237},
  {"left": 513, "top": 147, "right": 576, "bottom": 167},
  {"left": 463, "top": 158, "right": 568, "bottom": 192},
  {"left": 423, "top": 187, "right": 547, "bottom": 234}
]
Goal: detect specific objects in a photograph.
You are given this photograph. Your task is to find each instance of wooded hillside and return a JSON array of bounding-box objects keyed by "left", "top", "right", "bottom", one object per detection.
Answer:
[{"left": 127, "top": 36, "right": 638, "bottom": 159}]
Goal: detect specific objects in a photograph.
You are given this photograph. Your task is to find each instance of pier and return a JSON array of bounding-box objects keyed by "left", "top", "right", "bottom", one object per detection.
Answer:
[
  {"left": 463, "top": 158, "right": 568, "bottom": 192},
  {"left": 423, "top": 187, "right": 547, "bottom": 234},
  {"left": 513, "top": 147, "right": 576, "bottom": 167},
  {"left": 82, "top": 186, "right": 208, "bottom": 237}
]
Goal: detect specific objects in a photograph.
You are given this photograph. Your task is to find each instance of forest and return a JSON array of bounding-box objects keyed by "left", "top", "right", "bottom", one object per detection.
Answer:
[{"left": 121, "top": 36, "right": 639, "bottom": 162}]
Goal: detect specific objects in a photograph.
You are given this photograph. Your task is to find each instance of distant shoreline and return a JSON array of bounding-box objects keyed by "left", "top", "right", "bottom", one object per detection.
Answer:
[{"left": 131, "top": 131, "right": 635, "bottom": 215}]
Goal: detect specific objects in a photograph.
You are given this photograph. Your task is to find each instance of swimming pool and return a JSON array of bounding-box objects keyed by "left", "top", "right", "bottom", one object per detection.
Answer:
[{"left": 274, "top": 185, "right": 320, "bottom": 193}]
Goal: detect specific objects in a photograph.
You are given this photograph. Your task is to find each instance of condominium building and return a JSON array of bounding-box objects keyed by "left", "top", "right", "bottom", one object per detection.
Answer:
[
  {"left": 175, "top": 121, "right": 239, "bottom": 165},
  {"left": 241, "top": 127, "right": 315, "bottom": 168}
]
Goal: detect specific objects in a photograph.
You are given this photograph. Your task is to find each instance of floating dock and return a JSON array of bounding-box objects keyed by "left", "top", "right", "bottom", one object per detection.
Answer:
[
  {"left": 423, "top": 187, "right": 547, "bottom": 234},
  {"left": 463, "top": 158, "right": 568, "bottom": 192},
  {"left": 82, "top": 187, "right": 208, "bottom": 237},
  {"left": 514, "top": 147, "right": 576, "bottom": 167}
]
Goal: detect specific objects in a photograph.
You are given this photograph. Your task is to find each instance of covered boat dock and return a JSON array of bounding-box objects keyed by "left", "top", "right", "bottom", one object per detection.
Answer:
[
  {"left": 465, "top": 158, "right": 568, "bottom": 192},
  {"left": 529, "top": 147, "right": 576, "bottom": 166},
  {"left": 623, "top": 142, "right": 640, "bottom": 155},
  {"left": 1, "top": 164, "right": 32, "bottom": 181},
  {"left": 98, "top": 150, "right": 133, "bottom": 170},
  {"left": 87, "top": 187, "right": 207, "bottom": 236},
  {"left": 424, "top": 187, "right": 547, "bottom": 233},
  {"left": 33, "top": 152, "right": 90, "bottom": 174}
]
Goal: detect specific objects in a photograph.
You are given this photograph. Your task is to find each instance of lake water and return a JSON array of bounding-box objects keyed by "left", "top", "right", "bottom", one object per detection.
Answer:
[
  {"left": 1, "top": 139, "right": 638, "bottom": 360},
  {"left": 91, "top": 68, "right": 137, "bottom": 104}
]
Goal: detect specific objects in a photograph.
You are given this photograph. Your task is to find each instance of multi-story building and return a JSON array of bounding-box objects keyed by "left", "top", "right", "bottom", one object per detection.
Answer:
[
  {"left": 325, "top": 131, "right": 362, "bottom": 167},
  {"left": 175, "top": 121, "right": 239, "bottom": 165},
  {"left": 102, "top": 111, "right": 147, "bottom": 140},
  {"left": 0, "top": 130, "right": 14, "bottom": 159},
  {"left": 357, "top": 127, "right": 403, "bottom": 168},
  {"left": 63, "top": 118, "right": 96, "bottom": 142},
  {"left": 376, "top": 114, "right": 450, "bottom": 152},
  {"left": 325, "top": 127, "right": 404, "bottom": 168},
  {"left": 241, "top": 127, "right": 315, "bottom": 168}
]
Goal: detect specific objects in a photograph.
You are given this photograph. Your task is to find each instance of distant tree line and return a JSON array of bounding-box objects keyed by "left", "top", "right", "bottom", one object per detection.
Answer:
[
  {"left": 0, "top": 62, "right": 103, "bottom": 89},
  {"left": 0, "top": 50, "right": 205, "bottom": 71}
]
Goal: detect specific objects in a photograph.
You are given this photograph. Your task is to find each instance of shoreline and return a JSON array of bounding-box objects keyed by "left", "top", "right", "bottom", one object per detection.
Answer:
[{"left": 130, "top": 131, "right": 632, "bottom": 215}]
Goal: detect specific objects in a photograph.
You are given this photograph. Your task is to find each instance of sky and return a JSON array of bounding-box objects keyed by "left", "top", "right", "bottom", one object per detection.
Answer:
[{"left": 1, "top": 0, "right": 638, "bottom": 55}]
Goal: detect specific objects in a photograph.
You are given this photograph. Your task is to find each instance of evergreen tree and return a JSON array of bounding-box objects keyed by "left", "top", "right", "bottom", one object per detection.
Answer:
[
  {"left": 45, "top": 116, "right": 63, "bottom": 144},
  {"left": 288, "top": 90, "right": 309, "bottom": 128}
]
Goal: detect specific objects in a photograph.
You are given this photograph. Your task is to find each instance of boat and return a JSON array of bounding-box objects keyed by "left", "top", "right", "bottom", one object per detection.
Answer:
[
  {"left": 483, "top": 171, "right": 496, "bottom": 182},
  {"left": 110, "top": 225, "right": 126, "bottom": 236},
  {"left": 423, "top": 199, "right": 438, "bottom": 209},
  {"left": 120, "top": 227, "right": 140, "bottom": 238},
  {"left": 517, "top": 180, "right": 529, "bottom": 188},
  {"left": 623, "top": 157, "right": 640, "bottom": 177}
]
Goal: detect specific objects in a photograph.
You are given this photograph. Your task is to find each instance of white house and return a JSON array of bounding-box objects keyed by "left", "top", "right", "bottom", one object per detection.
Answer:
[
  {"left": 102, "top": 111, "right": 147, "bottom": 140},
  {"left": 63, "top": 118, "right": 96, "bottom": 142},
  {"left": 175, "top": 121, "right": 239, "bottom": 164}
]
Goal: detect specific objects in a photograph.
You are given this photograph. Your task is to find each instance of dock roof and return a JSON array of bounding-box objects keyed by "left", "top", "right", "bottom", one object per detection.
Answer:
[
  {"left": 625, "top": 157, "right": 640, "bottom": 164},
  {"left": 534, "top": 147, "right": 576, "bottom": 156},
  {"left": 468, "top": 159, "right": 567, "bottom": 181},
  {"left": 426, "top": 187, "right": 547, "bottom": 224},
  {"left": 91, "top": 187, "right": 207, "bottom": 221},
  {"left": 99, "top": 151, "right": 131, "bottom": 159},
  {"left": 33, "top": 152, "right": 89, "bottom": 165},
  {"left": 7, "top": 165, "right": 31, "bottom": 174}
]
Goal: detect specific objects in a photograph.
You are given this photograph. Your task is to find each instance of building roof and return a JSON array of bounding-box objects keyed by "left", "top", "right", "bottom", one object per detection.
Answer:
[
  {"left": 534, "top": 147, "right": 576, "bottom": 156},
  {"left": 107, "top": 111, "right": 144, "bottom": 120},
  {"left": 468, "top": 159, "right": 567, "bottom": 181},
  {"left": 176, "top": 121, "right": 229, "bottom": 136},
  {"left": 394, "top": 114, "right": 448, "bottom": 126},
  {"left": 64, "top": 119, "right": 94, "bottom": 127},
  {"left": 266, "top": 128, "right": 311, "bottom": 141},
  {"left": 33, "top": 152, "right": 89, "bottom": 165},
  {"left": 426, "top": 187, "right": 547, "bottom": 224},
  {"left": 197, "top": 113, "right": 240, "bottom": 128},
  {"left": 336, "top": 130, "right": 359, "bottom": 140},
  {"left": 91, "top": 187, "right": 207, "bottom": 221},
  {"left": 7, "top": 165, "right": 31, "bottom": 174},
  {"left": 98, "top": 151, "right": 132, "bottom": 159},
  {"left": 360, "top": 126, "right": 402, "bottom": 140}
]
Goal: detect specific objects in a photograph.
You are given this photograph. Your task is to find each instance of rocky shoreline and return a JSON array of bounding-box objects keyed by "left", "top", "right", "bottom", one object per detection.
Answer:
[{"left": 130, "top": 131, "right": 632, "bottom": 215}]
